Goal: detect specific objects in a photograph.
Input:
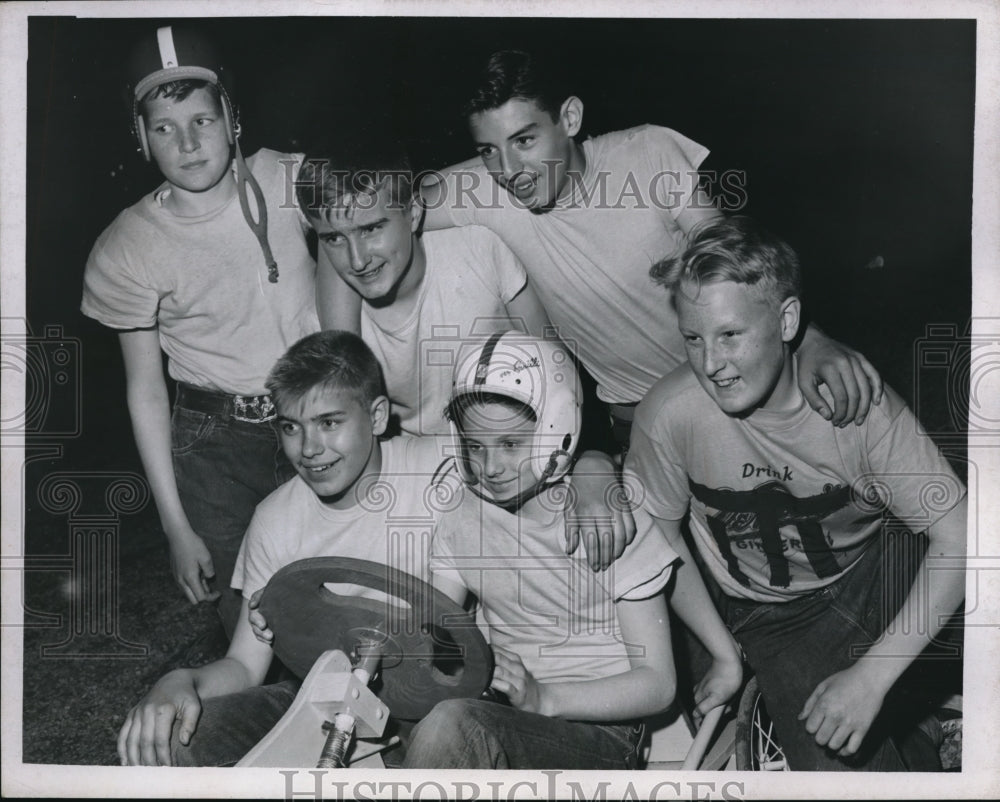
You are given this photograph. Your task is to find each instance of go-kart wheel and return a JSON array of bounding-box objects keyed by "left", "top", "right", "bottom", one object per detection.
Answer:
[
  {"left": 258, "top": 557, "right": 492, "bottom": 720},
  {"left": 734, "top": 676, "right": 789, "bottom": 771}
]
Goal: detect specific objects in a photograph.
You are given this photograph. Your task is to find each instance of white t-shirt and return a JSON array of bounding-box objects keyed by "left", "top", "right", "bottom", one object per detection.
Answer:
[
  {"left": 81, "top": 149, "right": 319, "bottom": 395},
  {"left": 431, "top": 484, "right": 676, "bottom": 684},
  {"left": 234, "top": 435, "right": 457, "bottom": 599},
  {"left": 362, "top": 226, "right": 527, "bottom": 435},
  {"left": 438, "top": 125, "right": 709, "bottom": 403},
  {"left": 626, "top": 362, "right": 967, "bottom": 603}
]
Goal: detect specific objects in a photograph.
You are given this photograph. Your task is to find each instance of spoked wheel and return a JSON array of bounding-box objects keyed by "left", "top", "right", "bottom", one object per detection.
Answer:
[
  {"left": 258, "top": 557, "right": 493, "bottom": 720},
  {"left": 735, "top": 676, "right": 789, "bottom": 771}
]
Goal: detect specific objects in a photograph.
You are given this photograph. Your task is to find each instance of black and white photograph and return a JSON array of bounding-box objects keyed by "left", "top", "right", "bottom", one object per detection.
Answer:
[{"left": 2, "top": 0, "right": 998, "bottom": 798}]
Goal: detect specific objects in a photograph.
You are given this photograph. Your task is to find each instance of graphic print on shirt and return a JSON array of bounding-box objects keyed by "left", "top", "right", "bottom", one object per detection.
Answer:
[{"left": 688, "top": 478, "right": 850, "bottom": 589}]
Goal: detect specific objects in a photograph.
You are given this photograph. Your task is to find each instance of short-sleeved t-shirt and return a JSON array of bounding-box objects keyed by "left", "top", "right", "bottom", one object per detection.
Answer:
[
  {"left": 233, "top": 436, "right": 455, "bottom": 600},
  {"left": 437, "top": 125, "right": 709, "bottom": 403},
  {"left": 81, "top": 149, "right": 318, "bottom": 395},
  {"left": 362, "top": 226, "right": 527, "bottom": 436},
  {"left": 431, "top": 485, "right": 676, "bottom": 684},
  {"left": 626, "top": 362, "right": 966, "bottom": 603}
]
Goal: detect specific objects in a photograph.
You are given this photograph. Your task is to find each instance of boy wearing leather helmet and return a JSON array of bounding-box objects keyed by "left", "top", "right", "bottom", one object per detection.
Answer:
[{"left": 81, "top": 26, "right": 354, "bottom": 635}]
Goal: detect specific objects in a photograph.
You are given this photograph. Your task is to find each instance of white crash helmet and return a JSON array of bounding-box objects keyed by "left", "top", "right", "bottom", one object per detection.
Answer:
[{"left": 449, "top": 332, "right": 582, "bottom": 490}]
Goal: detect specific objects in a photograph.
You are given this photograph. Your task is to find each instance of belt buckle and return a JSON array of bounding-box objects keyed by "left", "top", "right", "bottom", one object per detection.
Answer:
[{"left": 232, "top": 394, "right": 276, "bottom": 423}]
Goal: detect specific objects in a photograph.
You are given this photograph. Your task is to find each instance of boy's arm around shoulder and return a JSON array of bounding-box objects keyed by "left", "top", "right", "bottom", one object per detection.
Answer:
[
  {"left": 634, "top": 125, "right": 721, "bottom": 236},
  {"left": 315, "top": 245, "right": 362, "bottom": 332},
  {"left": 563, "top": 450, "right": 638, "bottom": 572},
  {"left": 795, "top": 327, "right": 884, "bottom": 427},
  {"left": 117, "top": 598, "right": 274, "bottom": 766},
  {"left": 418, "top": 156, "right": 486, "bottom": 231}
]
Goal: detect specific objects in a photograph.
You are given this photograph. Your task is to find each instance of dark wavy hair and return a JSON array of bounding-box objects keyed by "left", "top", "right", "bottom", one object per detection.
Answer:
[{"left": 462, "top": 50, "right": 571, "bottom": 122}]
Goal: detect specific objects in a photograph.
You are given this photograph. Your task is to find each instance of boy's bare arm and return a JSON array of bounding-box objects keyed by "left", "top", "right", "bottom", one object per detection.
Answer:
[
  {"left": 417, "top": 157, "right": 483, "bottom": 231},
  {"left": 796, "top": 326, "right": 884, "bottom": 427},
  {"left": 564, "top": 451, "right": 637, "bottom": 572},
  {"left": 504, "top": 281, "right": 553, "bottom": 340},
  {"left": 119, "top": 329, "right": 219, "bottom": 605},
  {"left": 674, "top": 186, "right": 722, "bottom": 236},
  {"left": 653, "top": 516, "right": 743, "bottom": 717},
  {"left": 800, "top": 501, "right": 967, "bottom": 757},
  {"left": 491, "top": 593, "right": 675, "bottom": 721},
  {"left": 315, "top": 246, "right": 362, "bottom": 332},
  {"left": 117, "top": 599, "right": 274, "bottom": 765}
]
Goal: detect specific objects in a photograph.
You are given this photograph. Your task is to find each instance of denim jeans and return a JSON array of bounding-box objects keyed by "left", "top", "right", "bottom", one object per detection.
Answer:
[
  {"left": 721, "top": 531, "right": 944, "bottom": 771},
  {"left": 171, "top": 404, "right": 294, "bottom": 636},
  {"left": 171, "top": 680, "right": 301, "bottom": 766},
  {"left": 402, "top": 698, "right": 644, "bottom": 770}
]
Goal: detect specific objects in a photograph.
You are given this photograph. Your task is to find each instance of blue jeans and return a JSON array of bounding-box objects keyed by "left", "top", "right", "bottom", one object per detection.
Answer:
[
  {"left": 721, "top": 531, "right": 944, "bottom": 771},
  {"left": 171, "top": 404, "right": 294, "bottom": 636},
  {"left": 402, "top": 698, "right": 644, "bottom": 770},
  {"left": 171, "top": 680, "right": 300, "bottom": 766}
]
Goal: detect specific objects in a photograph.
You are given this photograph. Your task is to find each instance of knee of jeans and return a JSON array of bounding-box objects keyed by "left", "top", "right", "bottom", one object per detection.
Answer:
[
  {"left": 413, "top": 699, "right": 483, "bottom": 744},
  {"left": 423, "top": 698, "right": 477, "bottom": 728}
]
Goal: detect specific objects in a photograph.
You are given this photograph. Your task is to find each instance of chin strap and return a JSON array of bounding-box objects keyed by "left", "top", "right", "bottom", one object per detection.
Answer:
[{"left": 233, "top": 141, "right": 279, "bottom": 283}]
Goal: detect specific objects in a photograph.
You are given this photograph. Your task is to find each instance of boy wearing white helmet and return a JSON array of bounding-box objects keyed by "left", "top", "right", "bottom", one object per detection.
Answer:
[
  {"left": 80, "top": 25, "right": 356, "bottom": 636},
  {"left": 403, "top": 332, "right": 742, "bottom": 769}
]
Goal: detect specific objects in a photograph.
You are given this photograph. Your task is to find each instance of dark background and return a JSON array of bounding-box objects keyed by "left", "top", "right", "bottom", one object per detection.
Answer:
[{"left": 19, "top": 15, "right": 974, "bottom": 764}]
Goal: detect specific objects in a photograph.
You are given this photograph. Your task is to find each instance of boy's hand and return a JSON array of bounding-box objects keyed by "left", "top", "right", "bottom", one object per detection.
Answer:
[
  {"left": 168, "top": 530, "right": 220, "bottom": 605},
  {"left": 247, "top": 588, "right": 274, "bottom": 644},
  {"left": 490, "top": 646, "right": 544, "bottom": 715},
  {"left": 693, "top": 654, "right": 743, "bottom": 725},
  {"left": 798, "top": 663, "right": 889, "bottom": 757},
  {"left": 796, "top": 330, "right": 883, "bottom": 427},
  {"left": 563, "top": 454, "right": 637, "bottom": 571},
  {"left": 117, "top": 670, "right": 202, "bottom": 766}
]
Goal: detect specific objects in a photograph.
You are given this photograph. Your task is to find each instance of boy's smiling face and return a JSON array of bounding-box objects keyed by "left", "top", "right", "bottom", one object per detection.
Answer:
[
  {"left": 468, "top": 97, "right": 582, "bottom": 211},
  {"left": 277, "top": 383, "right": 388, "bottom": 508},
  {"left": 676, "top": 279, "right": 800, "bottom": 416},
  {"left": 459, "top": 400, "right": 537, "bottom": 503},
  {"left": 144, "top": 86, "right": 232, "bottom": 196},
  {"left": 310, "top": 186, "right": 424, "bottom": 306}
]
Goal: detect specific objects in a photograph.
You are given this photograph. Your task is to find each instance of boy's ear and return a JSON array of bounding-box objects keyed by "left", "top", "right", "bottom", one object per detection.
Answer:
[
  {"left": 559, "top": 96, "right": 584, "bottom": 138},
  {"left": 369, "top": 395, "right": 390, "bottom": 436},
  {"left": 408, "top": 198, "right": 422, "bottom": 233},
  {"left": 779, "top": 297, "right": 802, "bottom": 344}
]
